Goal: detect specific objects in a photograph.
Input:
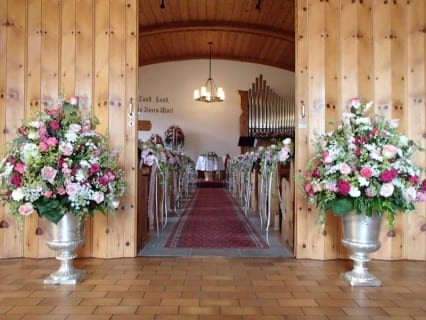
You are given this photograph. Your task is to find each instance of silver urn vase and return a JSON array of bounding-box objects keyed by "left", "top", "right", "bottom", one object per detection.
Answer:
[
  {"left": 44, "top": 213, "right": 85, "bottom": 285},
  {"left": 341, "top": 211, "right": 382, "bottom": 286}
]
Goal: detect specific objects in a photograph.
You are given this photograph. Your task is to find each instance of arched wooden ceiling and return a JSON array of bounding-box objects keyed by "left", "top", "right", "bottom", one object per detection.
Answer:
[{"left": 139, "top": 0, "right": 295, "bottom": 71}]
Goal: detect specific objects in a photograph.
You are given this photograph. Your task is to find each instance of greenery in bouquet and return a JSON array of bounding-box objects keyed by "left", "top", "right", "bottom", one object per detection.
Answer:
[
  {"left": 164, "top": 124, "right": 184, "bottom": 147},
  {"left": 302, "top": 98, "right": 426, "bottom": 229},
  {"left": 0, "top": 96, "right": 126, "bottom": 227}
]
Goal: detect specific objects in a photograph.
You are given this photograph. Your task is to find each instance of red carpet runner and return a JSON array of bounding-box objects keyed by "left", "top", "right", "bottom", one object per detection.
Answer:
[{"left": 165, "top": 188, "right": 269, "bottom": 249}]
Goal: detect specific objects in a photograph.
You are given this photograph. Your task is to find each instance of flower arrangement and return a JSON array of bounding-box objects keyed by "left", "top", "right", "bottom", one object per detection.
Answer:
[
  {"left": 302, "top": 98, "right": 426, "bottom": 228},
  {"left": 0, "top": 96, "right": 126, "bottom": 227},
  {"left": 149, "top": 133, "right": 164, "bottom": 146},
  {"left": 164, "top": 124, "right": 184, "bottom": 148}
]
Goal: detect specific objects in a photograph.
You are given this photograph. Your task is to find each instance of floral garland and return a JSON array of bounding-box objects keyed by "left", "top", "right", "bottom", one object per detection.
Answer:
[
  {"left": 0, "top": 96, "right": 126, "bottom": 227},
  {"left": 301, "top": 98, "right": 426, "bottom": 229}
]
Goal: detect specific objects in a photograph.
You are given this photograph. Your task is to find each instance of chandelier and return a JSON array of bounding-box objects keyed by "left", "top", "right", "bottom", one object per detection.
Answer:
[{"left": 193, "top": 42, "right": 225, "bottom": 103}]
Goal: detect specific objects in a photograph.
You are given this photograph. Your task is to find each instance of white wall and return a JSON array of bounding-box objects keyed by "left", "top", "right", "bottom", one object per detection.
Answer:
[{"left": 138, "top": 60, "right": 294, "bottom": 160}]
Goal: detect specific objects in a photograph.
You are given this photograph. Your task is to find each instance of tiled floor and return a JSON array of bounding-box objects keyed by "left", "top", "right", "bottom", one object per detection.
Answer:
[{"left": 0, "top": 257, "right": 425, "bottom": 319}]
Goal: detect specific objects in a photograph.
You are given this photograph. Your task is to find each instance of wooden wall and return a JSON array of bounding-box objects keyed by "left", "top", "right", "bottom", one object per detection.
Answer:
[
  {"left": 295, "top": 0, "right": 426, "bottom": 260},
  {"left": 0, "top": 0, "right": 138, "bottom": 258}
]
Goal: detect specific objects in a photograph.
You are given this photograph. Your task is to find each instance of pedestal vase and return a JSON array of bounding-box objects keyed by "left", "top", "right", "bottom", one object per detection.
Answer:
[
  {"left": 44, "top": 213, "right": 85, "bottom": 285},
  {"left": 341, "top": 211, "right": 382, "bottom": 287}
]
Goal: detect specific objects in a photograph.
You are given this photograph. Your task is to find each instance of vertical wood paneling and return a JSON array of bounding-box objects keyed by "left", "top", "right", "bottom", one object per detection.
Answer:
[
  {"left": 107, "top": 0, "right": 126, "bottom": 258},
  {"left": 74, "top": 0, "right": 93, "bottom": 258},
  {"left": 404, "top": 0, "right": 426, "bottom": 261},
  {"left": 0, "top": 0, "right": 8, "bottom": 258},
  {"left": 307, "top": 0, "right": 329, "bottom": 259},
  {"left": 75, "top": 0, "right": 92, "bottom": 104},
  {"left": 60, "top": 0, "right": 76, "bottom": 95},
  {"left": 0, "top": 0, "right": 138, "bottom": 259},
  {"left": 295, "top": 0, "right": 314, "bottom": 259},
  {"left": 4, "top": 0, "right": 26, "bottom": 257},
  {"left": 24, "top": 0, "right": 43, "bottom": 258},
  {"left": 357, "top": 0, "right": 373, "bottom": 101},
  {"left": 323, "top": 0, "right": 341, "bottom": 259},
  {"left": 41, "top": 0, "right": 60, "bottom": 100},
  {"left": 92, "top": 0, "right": 110, "bottom": 258},
  {"left": 123, "top": 0, "right": 138, "bottom": 257}
]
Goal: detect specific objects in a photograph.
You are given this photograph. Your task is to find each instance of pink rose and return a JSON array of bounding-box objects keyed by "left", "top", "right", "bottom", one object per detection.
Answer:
[
  {"left": 337, "top": 180, "right": 351, "bottom": 195},
  {"left": 18, "top": 203, "right": 34, "bottom": 216},
  {"left": 57, "top": 187, "right": 66, "bottom": 195},
  {"left": 69, "top": 96, "right": 79, "bottom": 105},
  {"left": 339, "top": 163, "right": 351, "bottom": 175},
  {"left": 44, "top": 190, "right": 53, "bottom": 198},
  {"left": 322, "top": 151, "right": 333, "bottom": 163},
  {"left": 92, "top": 191, "right": 105, "bottom": 204},
  {"left": 65, "top": 183, "right": 79, "bottom": 196},
  {"left": 382, "top": 144, "right": 398, "bottom": 159},
  {"left": 59, "top": 141, "right": 73, "bottom": 156},
  {"left": 304, "top": 182, "right": 312, "bottom": 194},
  {"left": 360, "top": 167, "right": 373, "bottom": 179},
  {"left": 351, "top": 97, "right": 361, "bottom": 107},
  {"left": 14, "top": 162, "right": 26, "bottom": 174},
  {"left": 89, "top": 163, "right": 101, "bottom": 175},
  {"left": 41, "top": 166, "right": 57, "bottom": 184},
  {"left": 49, "top": 120, "right": 60, "bottom": 130},
  {"left": 69, "top": 123, "right": 81, "bottom": 133},
  {"left": 98, "top": 176, "right": 109, "bottom": 186},
  {"left": 48, "top": 107, "right": 60, "bottom": 117},
  {"left": 39, "top": 141, "right": 49, "bottom": 152},
  {"left": 46, "top": 137, "right": 58, "bottom": 146}
]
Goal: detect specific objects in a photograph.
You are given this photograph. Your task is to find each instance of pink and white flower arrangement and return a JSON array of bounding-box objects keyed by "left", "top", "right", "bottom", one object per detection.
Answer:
[
  {"left": 302, "top": 98, "right": 426, "bottom": 228},
  {"left": 0, "top": 96, "right": 126, "bottom": 226}
]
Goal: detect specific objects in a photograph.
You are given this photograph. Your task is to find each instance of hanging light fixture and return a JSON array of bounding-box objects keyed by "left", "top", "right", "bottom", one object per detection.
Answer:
[{"left": 193, "top": 42, "right": 225, "bottom": 103}]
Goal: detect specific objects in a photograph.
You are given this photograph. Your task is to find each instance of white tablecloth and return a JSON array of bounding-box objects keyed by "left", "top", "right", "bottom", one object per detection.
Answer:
[{"left": 195, "top": 155, "right": 224, "bottom": 171}]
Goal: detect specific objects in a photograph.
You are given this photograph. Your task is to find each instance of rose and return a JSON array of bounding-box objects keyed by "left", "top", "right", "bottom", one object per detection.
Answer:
[
  {"left": 18, "top": 203, "right": 34, "bottom": 216},
  {"left": 49, "top": 120, "right": 60, "bottom": 130},
  {"left": 14, "top": 162, "right": 26, "bottom": 174},
  {"left": 65, "top": 183, "right": 80, "bottom": 196},
  {"left": 380, "top": 183, "right": 395, "bottom": 198},
  {"left": 92, "top": 191, "right": 105, "bottom": 204},
  {"left": 382, "top": 144, "right": 398, "bottom": 159},
  {"left": 337, "top": 179, "right": 351, "bottom": 195},
  {"left": 322, "top": 151, "right": 333, "bottom": 163},
  {"left": 69, "top": 96, "right": 79, "bottom": 105},
  {"left": 41, "top": 166, "right": 57, "bottom": 184},
  {"left": 360, "top": 167, "right": 373, "bottom": 179},
  {"left": 339, "top": 163, "right": 351, "bottom": 175},
  {"left": 379, "top": 169, "right": 398, "bottom": 183}
]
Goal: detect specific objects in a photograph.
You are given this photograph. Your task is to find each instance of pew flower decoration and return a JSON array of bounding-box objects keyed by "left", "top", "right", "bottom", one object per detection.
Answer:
[
  {"left": 0, "top": 96, "right": 126, "bottom": 227},
  {"left": 258, "top": 138, "right": 294, "bottom": 177},
  {"left": 164, "top": 124, "right": 184, "bottom": 148},
  {"left": 302, "top": 98, "right": 426, "bottom": 229}
]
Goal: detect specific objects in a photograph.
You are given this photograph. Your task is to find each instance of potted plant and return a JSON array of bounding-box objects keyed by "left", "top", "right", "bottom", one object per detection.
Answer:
[
  {"left": 0, "top": 96, "right": 126, "bottom": 284},
  {"left": 164, "top": 124, "right": 184, "bottom": 150},
  {"left": 302, "top": 98, "right": 426, "bottom": 286}
]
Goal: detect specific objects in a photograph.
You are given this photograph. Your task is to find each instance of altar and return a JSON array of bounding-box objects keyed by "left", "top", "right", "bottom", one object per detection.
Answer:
[{"left": 195, "top": 154, "right": 224, "bottom": 180}]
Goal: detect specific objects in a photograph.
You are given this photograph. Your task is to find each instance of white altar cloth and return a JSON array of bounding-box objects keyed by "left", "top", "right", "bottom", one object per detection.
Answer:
[{"left": 195, "top": 155, "right": 224, "bottom": 171}]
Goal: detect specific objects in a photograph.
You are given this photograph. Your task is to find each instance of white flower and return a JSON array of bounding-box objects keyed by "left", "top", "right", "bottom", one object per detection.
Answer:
[
  {"left": 349, "top": 187, "right": 361, "bottom": 198},
  {"left": 65, "top": 131, "right": 78, "bottom": 142},
  {"left": 11, "top": 188, "right": 25, "bottom": 201},
  {"left": 21, "top": 143, "right": 40, "bottom": 164},
  {"left": 357, "top": 176, "right": 369, "bottom": 187},
  {"left": 92, "top": 191, "right": 105, "bottom": 204},
  {"left": 27, "top": 131, "right": 39, "bottom": 140},
  {"left": 403, "top": 187, "right": 417, "bottom": 202},
  {"left": 380, "top": 183, "right": 395, "bottom": 198}
]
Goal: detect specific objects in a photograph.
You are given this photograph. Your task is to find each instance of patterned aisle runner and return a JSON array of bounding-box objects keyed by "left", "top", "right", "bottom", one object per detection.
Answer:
[{"left": 165, "top": 188, "right": 269, "bottom": 249}]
